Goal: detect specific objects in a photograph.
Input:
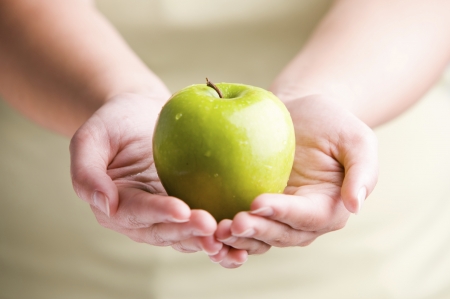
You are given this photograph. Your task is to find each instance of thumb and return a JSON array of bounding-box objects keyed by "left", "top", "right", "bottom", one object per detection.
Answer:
[
  {"left": 339, "top": 128, "right": 379, "bottom": 214},
  {"left": 69, "top": 122, "right": 118, "bottom": 217}
]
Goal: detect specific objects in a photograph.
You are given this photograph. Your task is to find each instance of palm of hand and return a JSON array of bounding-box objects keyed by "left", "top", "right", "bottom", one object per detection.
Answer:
[
  {"left": 101, "top": 97, "right": 164, "bottom": 195},
  {"left": 283, "top": 97, "right": 353, "bottom": 234}
]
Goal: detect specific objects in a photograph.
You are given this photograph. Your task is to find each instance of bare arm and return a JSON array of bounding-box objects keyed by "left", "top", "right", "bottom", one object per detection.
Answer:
[
  {"left": 0, "top": 0, "right": 223, "bottom": 261},
  {"left": 271, "top": 0, "right": 450, "bottom": 127},
  {"left": 218, "top": 0, "right": 450, "bottom": 264},
  {"left": 0, "top": 0, "right": 168, "bottom": 136}
]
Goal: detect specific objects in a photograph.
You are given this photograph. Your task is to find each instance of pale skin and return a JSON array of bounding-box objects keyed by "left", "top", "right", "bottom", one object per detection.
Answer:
[
  {"left": 215, "top": 0, "right": 450, "bottom": 267},
  {"left": 1, "top": 0, "right": 450, "bottom": 269}
]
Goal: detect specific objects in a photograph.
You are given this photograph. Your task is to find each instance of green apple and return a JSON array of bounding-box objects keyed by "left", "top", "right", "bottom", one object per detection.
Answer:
[{"left": 153, "top": 79, "right": 295, "bottom": 221}]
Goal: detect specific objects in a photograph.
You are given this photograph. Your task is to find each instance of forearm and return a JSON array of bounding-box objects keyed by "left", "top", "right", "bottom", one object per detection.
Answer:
[
  {"left": 0, "top": 0, "right": 167, "bottom": 136},
  {"left": 272, "top": 0, "right": 450, "bottom": 127}
]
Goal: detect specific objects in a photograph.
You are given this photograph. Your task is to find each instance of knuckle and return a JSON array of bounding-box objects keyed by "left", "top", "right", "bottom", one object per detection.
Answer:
[
  {"left": 96, "top": 217, "right": 112, "bottom": 229},
  {"left": 69, "top": 127, "right": 93, "bottom": 158},
  {"left": 91, "top": 206, "right": 110, "bottom": 227},
  {"left": 68, "top": 132, "right": 81, "bottom": 154},
  {"left": 70, "top": 167, "right": 95, "bottom": 203},
  {"left": 356, "top": 126, "right": 378, "bottom": 150},
  {"left": 298, "top": 238, "right": 315, "bottom": 247},
  {"left": 70, "top": 167, "right": 84, "bottom": 183},
  {"left": 271, "top": 230, "right": 296, "bottom": 247},
  {"left": 344, "top": 124, "right": 376, "bottom": 149},
  {"left": 70, "top": 167, "right": 88, "bottom": 198},
  {"left": 124, "top": 214, "right": 149, "bottom": 229},
  {"left": 328, "top": 217, "right": 349, "bottom": 232},
  {"left": 172, "top": 242, "right": 197, "bottom": 253},
  {"left": 248, "top": 245, "right": 271, "bottom": 255},
  {"left": 147, "top": 226, "right": 171, "bottom": 246},
  {"left": 71, "top": 179, "right": 85, "bottom": 200},
  {"left": 330, "top": 220, "right": 346, "bottom": 231}
]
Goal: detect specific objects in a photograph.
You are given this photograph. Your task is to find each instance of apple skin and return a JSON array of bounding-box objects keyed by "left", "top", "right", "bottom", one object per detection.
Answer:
[{"left": 153, "top": 82, "right": 295, "bottom": 221}]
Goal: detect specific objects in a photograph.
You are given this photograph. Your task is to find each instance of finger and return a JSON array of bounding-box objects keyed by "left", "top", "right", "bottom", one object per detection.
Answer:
[
  {"left": 199, "top": 235, "right": 223, "bottom": 255},
  {"left": 112, "top": 188, "right": 191, "bottom": 229},
  {"left": 219, "top": 248, "right": 248, "bottom": 269},
  {"left": 215, "top": 219, "right": 234, "bottom": 242},
  {"left": 70, "top": 120, "right": 118, "bottom": 216},
  {"left": 250, "top": 193, "right": 347, "bottom": 232},
  {"left": 337, "top": 127, "right": 379, "bottom": 214},
  {"left": 117, "top": 210, "right": 217, "bottom": 246},
  {"left": 222, "top": 237, "right": 271, "bottom": 255},
  {"left": 172, "top": 236, "right": 223, "bottom": 255},
  {"left": 209, "top": 245, "right": 230, "bottom": 263},
  {"left": 231, "top": 212, "right": 319, "bottom": 247},
  {"left": 216, "top": 219, "right": 270, "bottom": 254}
]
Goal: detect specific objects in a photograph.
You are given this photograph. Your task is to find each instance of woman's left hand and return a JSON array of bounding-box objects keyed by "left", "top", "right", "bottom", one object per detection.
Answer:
[{"left": 210, "top": 95, "right": 379, "bottom": 268}]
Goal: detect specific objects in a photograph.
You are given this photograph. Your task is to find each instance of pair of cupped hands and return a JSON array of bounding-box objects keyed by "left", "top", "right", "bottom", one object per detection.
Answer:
[{"left": 70, "top": 82, "right": 378, "bottom": 269}]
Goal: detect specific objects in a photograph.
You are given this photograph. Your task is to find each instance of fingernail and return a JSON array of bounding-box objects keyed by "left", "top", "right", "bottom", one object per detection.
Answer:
[
  {"left": 93, "top": 191, "right": 110, "bottom": 217},
  {"left": 232, "top": 256, "right": 249, "bottom": 267},
  {"left": 169, "top": 217, "right": 189, "bottom": 223},
  {"left": 356, "top": 188, "right": 367, "bottom": 215},
  {"left": 218, "top": 236, "right": 238, "bottom": 244},
  {"left": 205, "top": 245, "right": 222, "bottom": 256},
  {"left": 250, "top": 207, "right": 273, "bottom": 217},
  {"left": 210, "top": 257, "right": 222, "bottom": 264},
  {"left": 233, "top": 228, "right": 255, "bottom": 238}
]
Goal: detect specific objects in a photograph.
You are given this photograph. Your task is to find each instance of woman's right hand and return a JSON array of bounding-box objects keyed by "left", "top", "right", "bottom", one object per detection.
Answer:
[{"left": 70, "top": 93, "right": 223, "bottom": 256}]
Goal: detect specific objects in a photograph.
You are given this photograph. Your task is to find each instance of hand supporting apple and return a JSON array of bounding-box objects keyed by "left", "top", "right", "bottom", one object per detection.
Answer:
[
  {"left": 70, "top": 93, "right": 223, "bottom": 256},
  {"left": 213, "top": 95, "right": 378, "bottom": 262}
]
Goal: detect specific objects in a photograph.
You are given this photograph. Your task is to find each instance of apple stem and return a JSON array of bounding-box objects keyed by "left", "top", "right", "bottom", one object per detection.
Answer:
[{"left": 206, "top": 78, "right": 223, "bottom": 98}]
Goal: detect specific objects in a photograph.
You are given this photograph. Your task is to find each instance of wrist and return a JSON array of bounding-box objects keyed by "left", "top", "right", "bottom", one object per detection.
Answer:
[
  {"left": 101, "top": 72, "right": 171, "bottom": 105},
  {"left": 270, "top": 80, "right": 374, "bottom": 126},
  {"left": 106, "top": 91, "right": 166, "bottom": 114}
]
